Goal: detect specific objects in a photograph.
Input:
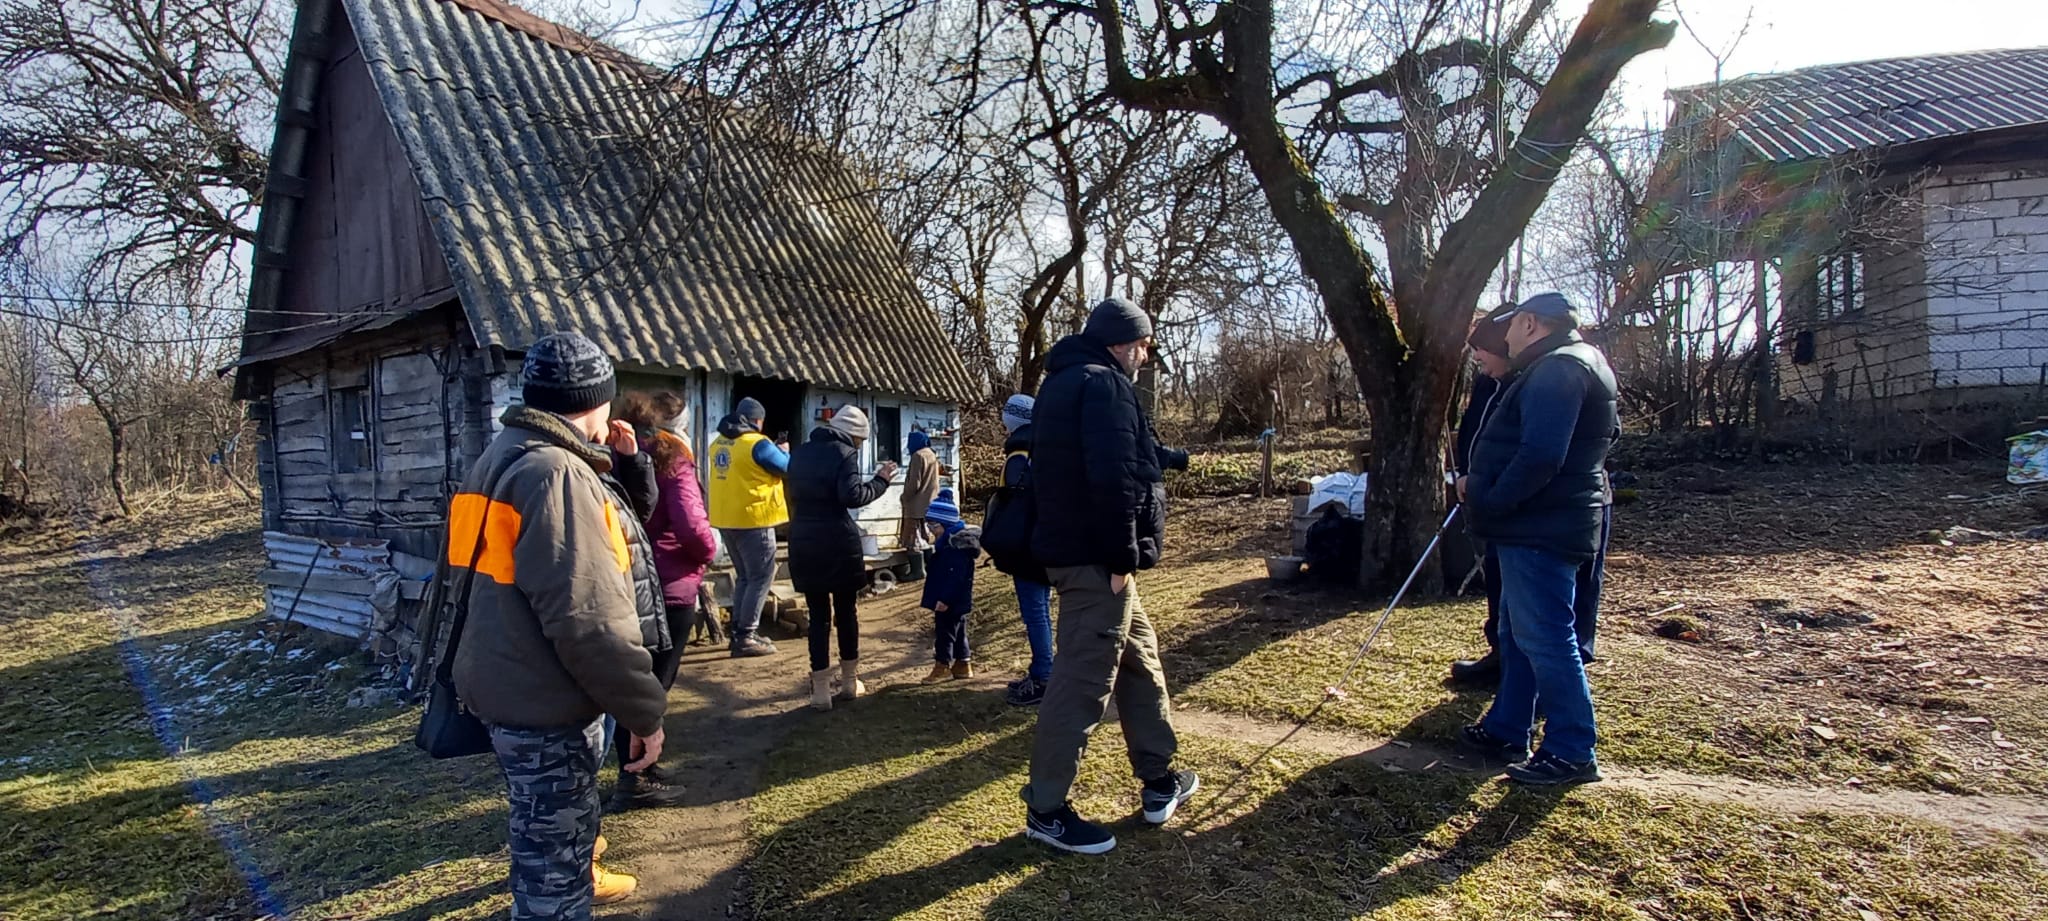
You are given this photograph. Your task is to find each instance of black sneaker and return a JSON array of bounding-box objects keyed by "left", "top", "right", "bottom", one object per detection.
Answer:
[
  {"left": 1504, "top": 750, "right": 1602, "bottom": 787},
  {"left": 1140, "top": 769, "right": 1199, "bottom": 825},
  {"left": 607, "top": 771, "right": 688, "bottom": 811},
  {"left": 1005, "top": 677, "right": 1047, "bottom": 707},
  {"left": 729, "top": 633, "right": 777, "bottom": 658},
  {"left": 1024, "top": 802, "right": 1117, "bottom": 855},
  {"left": 1458, "top": 725, "right": 1531, "bottom": 765}
]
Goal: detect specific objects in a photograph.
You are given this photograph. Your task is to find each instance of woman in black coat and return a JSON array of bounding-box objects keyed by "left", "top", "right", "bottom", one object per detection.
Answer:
[{"left": 785, "top": 405, "right": 898, "bottom": 710}]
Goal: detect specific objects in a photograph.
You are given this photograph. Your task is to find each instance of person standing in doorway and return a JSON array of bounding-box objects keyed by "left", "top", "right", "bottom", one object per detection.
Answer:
[
  {"left": 1457, "top": 292, "right": 1619, "bottom": 787},
  {"left": 449, "top": 332, "right": 667, "bottom": 914},
  {"left": 785, "top": 405, "right": 898, "bottom": 710},
  {"left": 898, "top": 429, "right": 941, "bottom": 579},
  {"left": 1018, "top": 297, "right": 1197, "bottom": 855},
  {"left": 708, "top": 397, "right": 787, "bottom": 658}
]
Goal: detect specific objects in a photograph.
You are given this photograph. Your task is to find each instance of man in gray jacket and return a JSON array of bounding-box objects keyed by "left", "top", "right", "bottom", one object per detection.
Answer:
[{"left": 450, "top": 331, "right": 669, "bottom": 915}]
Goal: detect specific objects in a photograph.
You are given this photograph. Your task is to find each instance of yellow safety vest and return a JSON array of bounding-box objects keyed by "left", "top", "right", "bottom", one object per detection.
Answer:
[{"left": 707, "top": 432, "right": 788, "bottom": 529}]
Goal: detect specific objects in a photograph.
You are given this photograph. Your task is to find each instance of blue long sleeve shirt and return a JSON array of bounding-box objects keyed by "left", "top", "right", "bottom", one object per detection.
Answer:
[{"left": 751, "top": 438, "right": 790, "bottom": 476}]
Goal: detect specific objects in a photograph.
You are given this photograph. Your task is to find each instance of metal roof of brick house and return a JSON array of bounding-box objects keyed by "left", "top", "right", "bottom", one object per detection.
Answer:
[
  {"left": 1668, "top": 48, "right": 2048, "bottom": 163},
  {"left": 243, "top": 0, "right": 979, "bottom": 403}
]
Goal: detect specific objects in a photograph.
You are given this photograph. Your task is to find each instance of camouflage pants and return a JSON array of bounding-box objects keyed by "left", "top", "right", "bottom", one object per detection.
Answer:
[{"left": 489, "top": 718, "right": 605, "bottom": 920}]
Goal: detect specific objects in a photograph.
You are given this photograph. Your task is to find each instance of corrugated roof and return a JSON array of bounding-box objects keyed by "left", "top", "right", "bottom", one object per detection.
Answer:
[
  {"left": 1669, "top": 48, "right": 2048, "bottom": 163},
  {"left": 328, "top": 0, "right": 978, "bottom": 402}
]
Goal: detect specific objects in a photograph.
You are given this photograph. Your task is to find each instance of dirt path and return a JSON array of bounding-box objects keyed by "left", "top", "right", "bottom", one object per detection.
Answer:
[
  {"left": 1167, "top": 708, "right": 2048, "bottom": 842},
  {"left": 608, "top": 588, "right": 938, "bottom": 920}
]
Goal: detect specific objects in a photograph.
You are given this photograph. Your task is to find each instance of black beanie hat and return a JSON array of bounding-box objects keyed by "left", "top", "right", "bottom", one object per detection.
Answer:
[
  {"left": 521, "top": 331, "right": 617, "bottom": 415},
  {"left": 1083, "top": 297, "right": 1153, "bottom": 345}
]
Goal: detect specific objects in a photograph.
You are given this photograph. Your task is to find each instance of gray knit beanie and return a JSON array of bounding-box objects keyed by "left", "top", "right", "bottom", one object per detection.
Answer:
[
  {"left": 829, "top": 404, "right": 870, "bottom": 440},
  {"left": 521, "top": 331, "right": 616, "bottom": 415},
  {"left": 1083, "top": 297, "right": 1153, "bottom": 345}
]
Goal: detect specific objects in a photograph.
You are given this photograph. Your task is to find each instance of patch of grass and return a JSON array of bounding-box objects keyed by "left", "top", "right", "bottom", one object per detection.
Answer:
[
  {"left": 0, "top": 501, "right": 511, "bottom": 920},
  {"left": 1166, "top": 586, "right": 1990, "bottom": 793},
  {"left": 750, "top": 687, "right": 2048, "bottom": 921}
]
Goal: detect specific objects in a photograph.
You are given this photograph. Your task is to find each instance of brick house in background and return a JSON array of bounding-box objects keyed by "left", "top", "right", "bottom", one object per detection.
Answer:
[{"left": 1637, "top": 48, "right": 2048, "bottom": 409}]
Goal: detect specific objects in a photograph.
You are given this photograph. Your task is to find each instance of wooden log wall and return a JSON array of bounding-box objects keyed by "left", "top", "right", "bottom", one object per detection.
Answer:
[{"left": 258, "top": 310, "right": 487, "bottom": 561}]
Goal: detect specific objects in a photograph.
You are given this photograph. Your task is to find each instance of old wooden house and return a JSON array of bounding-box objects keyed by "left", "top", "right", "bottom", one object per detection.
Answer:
[
  {"left": 230, "top": 0, "right": 979, "bottom": 657},
  {"left": 1637, "top": 49, "right": 2048, "bottom": 409}
]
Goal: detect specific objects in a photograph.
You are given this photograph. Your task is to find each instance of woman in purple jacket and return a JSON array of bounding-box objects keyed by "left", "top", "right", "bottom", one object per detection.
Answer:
[{"left": 610, "top": 391, "right": 718, "bottom": 811}]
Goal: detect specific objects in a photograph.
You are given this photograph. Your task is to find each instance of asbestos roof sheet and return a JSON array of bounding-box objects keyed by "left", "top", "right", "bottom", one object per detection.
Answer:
[
  {"left": 339, "top": 0, "right": 979, "bottom": 402},
  {"left": 1669, "top": 48, "right": 2048, "bottom": 163}
]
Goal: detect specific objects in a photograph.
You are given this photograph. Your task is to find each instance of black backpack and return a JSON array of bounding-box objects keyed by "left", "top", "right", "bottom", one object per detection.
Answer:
[{"left": 982, "top": 450, "right": 1046, "bottom": 583}]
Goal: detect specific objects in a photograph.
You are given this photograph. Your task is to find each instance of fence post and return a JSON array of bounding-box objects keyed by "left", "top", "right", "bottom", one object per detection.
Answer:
[{"left": 1259, "top": 428, "right": 1276, "bottom": 499}]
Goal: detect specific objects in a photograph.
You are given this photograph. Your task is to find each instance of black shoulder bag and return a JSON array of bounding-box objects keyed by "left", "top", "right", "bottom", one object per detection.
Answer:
[{"left": 414, "top": 493, "right": 497, "bottom": 759}]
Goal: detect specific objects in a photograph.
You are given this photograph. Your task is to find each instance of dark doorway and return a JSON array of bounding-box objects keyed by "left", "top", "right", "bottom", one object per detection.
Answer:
[
  {"left": 729, "top": 375, "right": 809, "bottom": 444},
  {"left": 873, "top": 406, "right": 903, "bottom": 464}
]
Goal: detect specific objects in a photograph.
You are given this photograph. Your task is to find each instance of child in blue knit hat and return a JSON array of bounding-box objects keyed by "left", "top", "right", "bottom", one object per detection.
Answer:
[{"left": 920, "top": 488, "right": 982, "bottom": 683}]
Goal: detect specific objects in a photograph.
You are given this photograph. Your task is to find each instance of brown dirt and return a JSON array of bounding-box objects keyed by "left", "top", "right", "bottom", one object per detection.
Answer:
[
  {"left": 1602, "top": 462, "right": 2048, "bottom": 791},
  {"left": 599, "top": 585, "right": 973, "bottom": 918}
]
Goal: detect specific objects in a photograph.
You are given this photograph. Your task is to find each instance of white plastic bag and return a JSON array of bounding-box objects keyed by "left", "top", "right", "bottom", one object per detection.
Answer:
[{"left": 1307, "top": 473, "right": 1369, "bottom": 518}]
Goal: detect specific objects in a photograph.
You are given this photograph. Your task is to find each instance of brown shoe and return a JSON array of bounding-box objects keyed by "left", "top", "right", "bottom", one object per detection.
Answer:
[
  {"left": 593, "top": 834, "right": 608, "bottom": 861},
  {"left": 922, "top": 662, "right": 953, "bottom": 684},
  {"left": 951, "top": 659, "right": 974, "bottom": 680},
  {"left": 593, "top": 863, "right": 638, "bottom": 904}
]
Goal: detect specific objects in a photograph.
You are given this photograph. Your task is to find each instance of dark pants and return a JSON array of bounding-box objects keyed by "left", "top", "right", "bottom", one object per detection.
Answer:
[
  {"left": 491, "top": 718, "right": 605, "bottom": 920},
  {"left": 1481, "top": 505, "right": 1608, "bottom": 662},
  {"left": 933, "top": 606, "right": 971, "bottom": 663},
  {"left": 614, "top": 603, "right": 691, "bottom": 779},
  {"left": 806, "top": 588, "right": 860, "bottom": 672}
]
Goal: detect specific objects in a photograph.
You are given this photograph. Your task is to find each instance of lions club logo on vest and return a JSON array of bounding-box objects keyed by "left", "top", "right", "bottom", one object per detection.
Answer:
[{"left": 713, "top": 444, "right": 733, "bottom": 475}]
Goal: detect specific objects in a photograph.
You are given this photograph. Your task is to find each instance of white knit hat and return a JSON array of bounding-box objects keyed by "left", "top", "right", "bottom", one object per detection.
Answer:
[
  {"left": 829, "top": 404, "right": 870, "bottom": 439},
  {"left": 1001, "top": 394, "right": 1035, "bottom": 434}
]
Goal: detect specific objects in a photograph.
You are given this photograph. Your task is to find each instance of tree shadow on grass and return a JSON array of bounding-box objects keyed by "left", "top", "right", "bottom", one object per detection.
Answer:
[
  {"left": 0, "top": 735, "right": 506, "bottom": 920},
  {"left": 737, "top": 694, "right": 1569, "bottom": 920}
]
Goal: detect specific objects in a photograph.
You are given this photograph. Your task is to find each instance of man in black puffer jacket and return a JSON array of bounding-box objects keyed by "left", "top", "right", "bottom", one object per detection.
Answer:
[
  {"left": 1456, "top": 292, "right": 1618, "bottom": 789},
  {"left": 1019, "top": 298, "right": 1197, "bottom": 856}
]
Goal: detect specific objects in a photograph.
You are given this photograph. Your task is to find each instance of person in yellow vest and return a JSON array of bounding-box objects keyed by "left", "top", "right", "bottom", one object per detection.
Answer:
[{"left": 708, "top": 397, "right": 788, "bottom": 657}]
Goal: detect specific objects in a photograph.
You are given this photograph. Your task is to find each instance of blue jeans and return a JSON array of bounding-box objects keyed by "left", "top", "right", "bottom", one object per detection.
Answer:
[
  {"left": 1015, "top": 578, "right": 1053, "bottom": 682},
  {"left": 1481, "top": 545, "right": 1598, "bottom": 764},
  {"left": 719, "top": 526, "right": 777, "bottom": 639}
]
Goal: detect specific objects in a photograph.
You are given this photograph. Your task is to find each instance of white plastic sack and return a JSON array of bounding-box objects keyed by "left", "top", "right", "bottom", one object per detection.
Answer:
[
  {"left": 2009, "top": 431, "right": 2048, "bottom": 485},
  {"left": 1307, "top": 472, "right": 1369, "bottom": 518}
]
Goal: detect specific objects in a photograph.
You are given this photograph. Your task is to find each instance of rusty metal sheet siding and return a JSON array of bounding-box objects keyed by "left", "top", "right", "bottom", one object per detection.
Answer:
[
  {"left": 1674, "top": 49, "right": 2048, "bottom": 163},
  {"left": 341, "top": 0, "right": 979, "bottom": 403}
]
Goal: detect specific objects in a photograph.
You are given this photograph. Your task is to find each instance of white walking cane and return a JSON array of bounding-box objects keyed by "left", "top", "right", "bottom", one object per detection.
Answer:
[{"left": 1193, "top": 503, "right": 1465, "bottom": 820}]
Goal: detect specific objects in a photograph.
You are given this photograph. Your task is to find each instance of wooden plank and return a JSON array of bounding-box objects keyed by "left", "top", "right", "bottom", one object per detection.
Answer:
[
  {"left": 257, "top": 568, "right": 384, "bottom": 596},
  {"left": 275, "top": 435, "right": 328, "bottom": 455}
]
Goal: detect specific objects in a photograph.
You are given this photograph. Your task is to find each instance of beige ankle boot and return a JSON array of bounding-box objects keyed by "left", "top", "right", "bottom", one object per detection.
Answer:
[
  {"left": 836, "top": 659, "right": 866, "bottom": 701},
  {"left": 809, "top": 669, "right": 834, "bottom": 711}
]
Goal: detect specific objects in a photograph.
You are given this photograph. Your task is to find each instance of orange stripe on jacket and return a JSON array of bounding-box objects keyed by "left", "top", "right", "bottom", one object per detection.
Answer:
[
  {"left": 446, "top": 493, "right": 522, "bottom": 584},
  {"left": 602, "top": 500, "right": 631, "bottom": 573}
]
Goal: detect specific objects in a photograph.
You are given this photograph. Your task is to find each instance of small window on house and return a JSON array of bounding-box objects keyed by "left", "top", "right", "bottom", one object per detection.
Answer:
[
  {"left": 874, "top": 406, "right": 903, "bottom": 464},
  {"left": 1816, "top": 252, "right": 1864, "bottom": 320},
  {"left": 331, "top": 386, "right": 373, "bottom": 473}
]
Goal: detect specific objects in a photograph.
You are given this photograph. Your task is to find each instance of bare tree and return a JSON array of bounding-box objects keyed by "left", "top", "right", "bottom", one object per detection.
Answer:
[{"left": 0, "top": 0, "right": 281, "bottom": 286}]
